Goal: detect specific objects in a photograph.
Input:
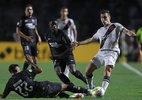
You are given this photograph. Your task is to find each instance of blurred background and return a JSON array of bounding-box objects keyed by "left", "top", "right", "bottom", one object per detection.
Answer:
[{"left": 0, "top": 0, "right": 142, "bottom": 62}]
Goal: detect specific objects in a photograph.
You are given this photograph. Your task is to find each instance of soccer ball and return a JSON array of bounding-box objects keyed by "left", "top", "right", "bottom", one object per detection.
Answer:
[{"left": 90, "top": 86, "right": 105, "bottom": 98}]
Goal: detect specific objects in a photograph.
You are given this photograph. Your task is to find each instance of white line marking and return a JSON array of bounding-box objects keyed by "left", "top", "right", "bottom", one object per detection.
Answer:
[{"left": 121, "top": 62, "right": 142, "bottom": 77}]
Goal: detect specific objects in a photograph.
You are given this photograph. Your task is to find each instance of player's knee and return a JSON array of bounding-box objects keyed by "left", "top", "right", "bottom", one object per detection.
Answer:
[{"left": 105, "top": 65, "right": 113, "bottom": 72}]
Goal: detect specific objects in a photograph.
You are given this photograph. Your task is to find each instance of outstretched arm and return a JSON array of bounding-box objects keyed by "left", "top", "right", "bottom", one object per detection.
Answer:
[
  {"left": 78, "top": 37, "right": 95, "bottom": 46},
  {"left": 25, "top": 54, "right": 42, "bottom": 74},
  {"left": 123, "top": 28, "right": 136, "bottom": 36}
]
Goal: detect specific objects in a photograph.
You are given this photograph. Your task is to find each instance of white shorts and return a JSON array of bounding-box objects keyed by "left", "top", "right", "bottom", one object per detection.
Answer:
[{"left": 90, "top": 50, "right": 118, "bottom": 68}]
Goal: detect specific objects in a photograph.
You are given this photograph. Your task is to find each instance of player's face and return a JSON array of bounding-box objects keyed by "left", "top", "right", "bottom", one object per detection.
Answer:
[
  {"left": 25, "top": 6, "right": 33, "bottom": 17},
  {"left": 60, "top": 8, "right": 68, "bottom": 18},
  {"left": 50, "top": 21, "right": 58, "bottom": 33},
  {"left": 15, "top": 67, "right": 21, "bottom": 72},
  {"left": 100, "top": 13, "right": 111, "bottom": 27}
]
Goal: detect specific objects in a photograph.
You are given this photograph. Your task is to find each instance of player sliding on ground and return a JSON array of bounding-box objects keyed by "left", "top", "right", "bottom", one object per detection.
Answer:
[{"left": 0, "top": 54, "right": 94, "bottom": 98}]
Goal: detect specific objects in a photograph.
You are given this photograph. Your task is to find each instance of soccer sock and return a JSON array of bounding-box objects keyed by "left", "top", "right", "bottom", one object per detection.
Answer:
[
  {"left": 102, "top": 76, "right": 110, "bottom": 92},
  {"left": 72, "top": 70, "right": 87, "bottom": 84},
  {"left": 23, "top": 61, "right": 30, "bottom": 70},
  {"left": 58, "top": 74, "right": 74, "bottom": 85},
  {"left": 64, "top": 67, "right": 70, "bottom": 77},
  {"left": 86, "top": 74, "right": 94, "bottom": 89},
  {"left": 66, "top": 84, "right": 88, "bottom": 93}
]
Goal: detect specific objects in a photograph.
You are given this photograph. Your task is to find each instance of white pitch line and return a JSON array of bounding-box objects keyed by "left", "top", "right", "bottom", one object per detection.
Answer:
[{"left": 121, "top": 62, "right": 142, "bottom": 77}]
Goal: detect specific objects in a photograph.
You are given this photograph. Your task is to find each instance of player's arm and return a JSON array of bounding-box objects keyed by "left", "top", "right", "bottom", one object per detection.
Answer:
[
  {"left": 122, "top": 28, "right": 136, "bottom": 36},
  {"left": 25, "top": 54, "right": 42, "bottom": 74},
  {"left": 73, "top": 28, "right": 77, "bottom": 42},
  {"left": 16, "top": 27, "right": 33, "bottom": 42},
  {"left": 35, "top": 27, "right": 42, "bottom": 44},
  {"left": 78, "top": 37, "right": 95, "bottom": 46},
  {"left": 0, "top": 83, "right": 11, "bottom": 98}
]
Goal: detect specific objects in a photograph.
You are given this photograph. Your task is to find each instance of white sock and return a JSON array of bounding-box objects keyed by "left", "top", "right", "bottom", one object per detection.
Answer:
[
  {"left": 64, "top": 66, "right": 70, "bottom": 77},
  {"left": 102, "top": 81, "right": 109, "bottom": 92},
  {"left": 86, "top": 76, "right": 94, "bottom": 89}
]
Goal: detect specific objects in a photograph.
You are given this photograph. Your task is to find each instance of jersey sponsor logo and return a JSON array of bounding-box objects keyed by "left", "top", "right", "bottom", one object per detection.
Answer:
[
  {"left": 31, "top": 19, "right": 35, "bottom": 23},
  {"left": 25, "top": 20, "right": 28, "bottom": 22},
  {"left": 49, "top": 42, "right": 62, "bottom": 48},
  {"left": 25, "top": 23, "right": 35, "bottom": 29}
]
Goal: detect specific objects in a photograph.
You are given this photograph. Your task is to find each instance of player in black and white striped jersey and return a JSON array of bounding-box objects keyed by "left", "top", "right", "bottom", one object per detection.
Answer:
[
  {"left": 57, "top": 7, "right": 77, "bottom": 78},
  {"left": 75, "top": 10, "right": 136, "bottom": 96}
]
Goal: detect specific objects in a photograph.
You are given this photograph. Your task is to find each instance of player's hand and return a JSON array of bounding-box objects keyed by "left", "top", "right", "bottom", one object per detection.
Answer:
[
  {"left": 71, "top": 41, "right": 78, "bottom": 48},
  {"left": 25, "top": 54, "right": 34, "bottom": 64},
  {"left": 38, "top": 37, "right": 42, "bottom": 45},
  {"left": 131, "top": 32, "right": 136, "bottom": 36},
  {"left": 26, "top": 36, "right": 33, "bottom": 42}
]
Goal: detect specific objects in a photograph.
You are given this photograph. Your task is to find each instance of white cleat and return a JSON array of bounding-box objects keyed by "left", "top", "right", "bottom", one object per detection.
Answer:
[{"left": 70, "top": 93, "right": 84, "bottom": 99}]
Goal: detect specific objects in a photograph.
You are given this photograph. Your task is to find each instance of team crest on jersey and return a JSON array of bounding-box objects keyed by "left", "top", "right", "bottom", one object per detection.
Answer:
[
  {"left": 31, "top": 19, "right": 35, "bottom": 23},
  {"left": 25, "top": 20, "right": 28, "bottom": 22}
]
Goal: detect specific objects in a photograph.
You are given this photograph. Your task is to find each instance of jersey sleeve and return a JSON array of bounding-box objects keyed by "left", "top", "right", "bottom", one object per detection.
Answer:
[
  {"left": 1, "top": 82, "right": 11, "bottom": 98},
  {"left": 70, "top": 19, "right": 76, "bottom": 29},
  {"left": 16, "top": 18, "right": 23, "bottom": 28},
  {"left": 34, "top": 18, "right": 37, "bottom": 27},
  {"left": 115, "top": 23, "right": 124, "bottom": 32},
  {"left": 92, "top": 30, "right": 100, "bottom": 41}
]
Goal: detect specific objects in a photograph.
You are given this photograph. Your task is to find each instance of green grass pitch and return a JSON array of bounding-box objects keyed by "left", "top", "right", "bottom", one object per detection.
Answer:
[{"left": 0, "top": 61, "right": 142, "bottom": 100}]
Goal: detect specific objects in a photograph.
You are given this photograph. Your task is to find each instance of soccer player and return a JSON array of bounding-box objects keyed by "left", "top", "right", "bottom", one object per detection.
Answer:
[
  {"left": 16, "top": 4, "right": 42, "bottom": 70},
  {"left": 75, "top": 10, "right": 136, "bottom": 95},
  {"left": 57, "top": 7, "right": 77, "bottom": 77},
  {"left": 44, "top": 19, "right": 87, "bottom": 85},
  {"left": 136, "top": 27, "right": 142, "bottom": 64},
  {"left": 0, "top": 54, "right": 89, "bottom": 98}
]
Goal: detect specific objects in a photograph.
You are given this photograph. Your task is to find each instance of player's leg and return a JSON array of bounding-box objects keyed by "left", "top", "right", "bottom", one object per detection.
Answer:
[
  {"left": 54, "top": 60, "right": 74, "bottom": 85},
  {"left": 102, "top": 51, "right": 118, "bottom": 93},
  {"left": 64, "top": 66, "right": 70, "bottom": 77},
  {"left": 21, "top": 43, "right": 31, "bottom": 70},
  {"left": 23, "top": 61, "right": 30, "bottom": 70},
  {"left": 68, "top": 64, "right": 87, "bottom": 84},
  {"left": 67, "top": 55, "right": 87, "bottom": 84},
  {"left": 31, "top": 43, "right": 38, "bottom": 69},
  {"left": 102, "top": 65, "right": 112, "bottom": 92},
  {"left": 85, "top": 61, "right": 97, "bottom": 89},
  {"left": 62, "top": 83, "right": 88, "bottom": 94}
]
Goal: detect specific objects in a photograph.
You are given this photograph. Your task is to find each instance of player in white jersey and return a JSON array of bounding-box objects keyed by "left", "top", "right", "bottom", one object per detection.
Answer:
[
  {"left": 75, "top": 10, "right": 136, "bottom": 96},
  {"left": 57, "top": 7, "right": 77, "bottom": 77}
]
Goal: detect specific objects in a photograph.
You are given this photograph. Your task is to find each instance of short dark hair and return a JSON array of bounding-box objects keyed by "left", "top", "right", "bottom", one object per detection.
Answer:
[
  {"left": 9, "top": 64, "right": 19, "bottom": 73},
  {"left": 100, "top": 10, "right": 111, "bottom": 16},
  {"left": 25, "top": 4, "right": 33, "bottom": 8},
  {"left": 60, "top": 6, "right": 68, "bottom": 10}
]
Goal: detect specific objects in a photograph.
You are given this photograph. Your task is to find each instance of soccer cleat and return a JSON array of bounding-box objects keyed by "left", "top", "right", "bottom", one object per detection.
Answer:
[{"left": 69, "top": 93, "right": 84, "bottom": 99}]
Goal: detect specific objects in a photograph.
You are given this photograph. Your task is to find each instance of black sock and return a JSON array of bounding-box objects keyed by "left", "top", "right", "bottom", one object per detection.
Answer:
[
  {"left": 58, "top": 74, "right": 74, "bottom": 85},
  {"left": 66, "top": 84, "right": 88, "bottom": 93},
  {"left": 23, "top": 61, "right": 29, "bottom": 70},
  {"left": 72, "top": 70, "right": 87, "bottom": 84}
]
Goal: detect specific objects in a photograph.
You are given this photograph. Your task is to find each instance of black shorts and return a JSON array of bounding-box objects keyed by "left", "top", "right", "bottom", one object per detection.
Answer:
[
  {"left": 53, "top": 54, "right": 75, "bottom": 70},
  {"left": 36, "top": 81, "right": 62, "bottom": 98},
  {"left": 21, "top": 42, "right": 38, "bottom": 56},
  {"left": 30, "top": 81, "right": 62, "bottom": 98}
]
